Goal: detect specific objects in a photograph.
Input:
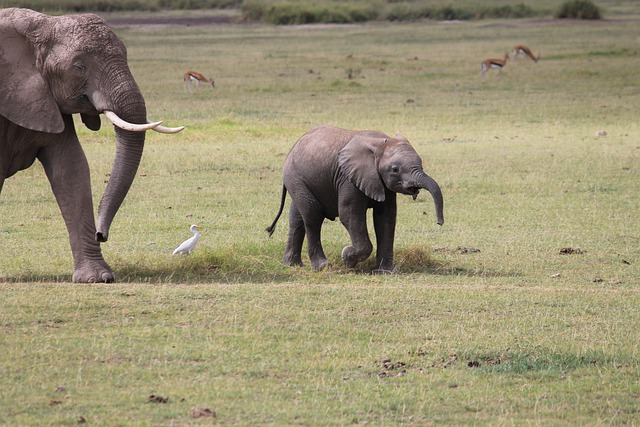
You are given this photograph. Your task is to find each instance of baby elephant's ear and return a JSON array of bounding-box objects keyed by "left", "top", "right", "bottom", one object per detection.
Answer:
[
  {"left": 395, "top": 133, "right": 409, "bottom": 142},
  {"left": 338, "top": 135, "right": 386, "bottom": 202}
]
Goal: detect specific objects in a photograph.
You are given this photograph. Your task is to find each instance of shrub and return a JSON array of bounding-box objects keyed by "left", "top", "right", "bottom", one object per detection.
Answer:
[
  {"left": 476, "top": 4, "right": 536, "bottom": 19},
  {"left": 380, "top": 3, "right": 540, "bottom": 23},
  {"left": 0, "top": 0, "right": 240, "bottom": 12},
  {"left": 556, "top": 0, "right": 602, "bottom": 19},
  {"left": 242, "top": 1, "right": 379, "bottom": 25}
]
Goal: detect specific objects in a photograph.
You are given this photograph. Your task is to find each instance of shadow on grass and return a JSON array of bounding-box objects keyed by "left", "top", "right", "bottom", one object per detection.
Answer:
[
  {"left": 113, "top": 247, "right": 294, "bottom": 284},
  {"left": 424, "top": 349, "right": 637, "bottom": 375},
  {"left": 0, "top": 244, "right": 514, "bottom": 284},
  {"left": 349, "top": 244, "right": 513, "bottom": 278},
  {"left": 0, "top": 273, "right": 75, "bottom": 283}
]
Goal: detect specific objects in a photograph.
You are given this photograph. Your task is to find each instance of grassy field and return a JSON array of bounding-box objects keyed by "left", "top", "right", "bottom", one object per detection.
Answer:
[{"left": 1, "top": 10, "right": 639, "bottom": 426}]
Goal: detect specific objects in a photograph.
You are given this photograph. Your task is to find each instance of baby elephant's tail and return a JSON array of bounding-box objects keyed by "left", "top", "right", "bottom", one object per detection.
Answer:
[{"left": 265, "top": 185, "right": 288, "bottom": 237}]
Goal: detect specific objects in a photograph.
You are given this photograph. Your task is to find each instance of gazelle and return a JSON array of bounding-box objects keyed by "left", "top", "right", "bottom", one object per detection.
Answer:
[
  {"left": 480, "top": 53, "right": 509, "bottom": 77},
  {"left": 512, "top": 45, "right": 540, "bottom": 62},
  {"left": 184, "top": 70, "right": 215, "bottom": 92}
]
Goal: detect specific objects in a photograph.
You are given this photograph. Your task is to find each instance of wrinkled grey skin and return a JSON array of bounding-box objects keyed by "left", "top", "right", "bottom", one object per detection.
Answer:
[
  {"left": 267, "top": 125, "right": 444, "bottom": 273},
  {"left": 0, "top": 8, "right": 153, "bottom": 282}
]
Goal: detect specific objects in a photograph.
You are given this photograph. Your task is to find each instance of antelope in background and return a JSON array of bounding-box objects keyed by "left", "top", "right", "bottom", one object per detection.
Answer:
[
  {"left": 184, "top": 71, "right": 215, "bottom": 92},
  {"left": 512, "top": 45, "right": 540, "bottom": 62},
  {"left": 481, "top": 53, "right": 509, "bottom": 77}
]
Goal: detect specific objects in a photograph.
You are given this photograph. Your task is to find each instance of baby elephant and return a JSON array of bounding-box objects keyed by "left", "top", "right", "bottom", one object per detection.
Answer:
[{"left": 266, "top": 125, "right": 444, "bottom": 273}]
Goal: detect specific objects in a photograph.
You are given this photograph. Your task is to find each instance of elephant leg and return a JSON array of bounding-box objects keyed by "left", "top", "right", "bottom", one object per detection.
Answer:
[
  {"left": 284, "top": 203, "right": 305, "bottom": 267},
  {"left": 37, "top": 125, "right": 115, "bottom": 283},
  {"left": 372, "top": 192, "right": 397, "bottom": 273},
  {"left": 289, "top": 196, "right": 330, "bottom": 271},
  {"left": 284, "top": 177, "right": 330, "bottom": 270},
  {"left": 339, "top": 196, "right": 373, "bottom": 269},
  {"left": 304, "top": 215, "right": 330, "bottom": 272}
]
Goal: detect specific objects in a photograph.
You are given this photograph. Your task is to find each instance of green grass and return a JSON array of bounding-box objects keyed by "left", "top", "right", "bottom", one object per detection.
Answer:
[
  {"left": 1, "top": 13, "right": 640, "bottom": 425},
  {"left": 1, "top": 283, "right": 639, "bottom": 425}
]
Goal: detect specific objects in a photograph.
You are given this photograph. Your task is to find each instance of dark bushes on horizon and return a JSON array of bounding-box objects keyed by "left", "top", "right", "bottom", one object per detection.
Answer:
[
  {"left": 0, "top": 0, "right": 240, "bottom": 13},
  {"left": 555, "top": 0, "right": 602, "bottom": 19},
  {"left": 242, "top": 1, "right": 544, "bottom": 24},
  {"left": 241, "top": 1, "right": 378, "bottom": 25},
  {"left": 385, "top": 3, "right": 537, "bottom": 21},
  {"left": 1, "top": 0, "right": 602, "bottom": 23}
]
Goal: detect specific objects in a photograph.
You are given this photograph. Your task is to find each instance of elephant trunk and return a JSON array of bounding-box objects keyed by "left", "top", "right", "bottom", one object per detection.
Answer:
[
  {"left": 95, "top": 86, "right": 147, "bottom": 242},
  {"left": 419, "top": 172, "right": 444, "bottom": 226}
]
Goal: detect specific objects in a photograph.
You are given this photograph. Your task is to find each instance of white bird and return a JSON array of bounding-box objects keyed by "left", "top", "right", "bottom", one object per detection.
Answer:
[{"left": 172, "top": 224, "right": 201, "bottom": 255}]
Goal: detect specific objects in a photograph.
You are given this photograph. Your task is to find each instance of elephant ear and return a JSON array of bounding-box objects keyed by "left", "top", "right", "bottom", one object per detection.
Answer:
[
  {"left": 0, "top": 24, "right": 65, "bottom": 133},
  {"left": 395, "top": 133, "right": 409, "bottom": 143},
  {"left": 338, "top": 135, "right": 387, "bottom": 202}
]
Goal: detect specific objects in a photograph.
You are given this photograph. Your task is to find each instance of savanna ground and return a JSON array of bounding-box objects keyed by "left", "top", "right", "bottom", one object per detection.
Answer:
[{"left": 1, "top": 4, "right": 639, "bottom": 425}]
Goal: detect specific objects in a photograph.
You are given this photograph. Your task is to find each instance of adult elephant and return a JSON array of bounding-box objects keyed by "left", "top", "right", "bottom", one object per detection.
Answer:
[
  {"left": 0, "top": 8, "right": 183, "bottom": 283},
  {"left": 266, "top": 125, "right": 444, "bottom": 273}
]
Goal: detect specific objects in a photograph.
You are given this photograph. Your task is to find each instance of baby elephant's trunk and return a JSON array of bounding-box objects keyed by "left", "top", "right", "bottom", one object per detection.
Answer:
[{"left": 420, "top": 173, "right": 444, "bottom": 225}]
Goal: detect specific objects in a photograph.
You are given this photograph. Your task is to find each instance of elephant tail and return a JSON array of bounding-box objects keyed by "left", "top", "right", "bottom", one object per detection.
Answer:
[{"left": 265, "top": 185, "right": 288, "bottom": 237}]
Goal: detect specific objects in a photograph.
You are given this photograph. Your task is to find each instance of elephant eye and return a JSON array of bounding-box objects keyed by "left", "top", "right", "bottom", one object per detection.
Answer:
[
  {"left": 391, "top": 165, "right": 400, "bottom": 173},
  {"left": 74, "top": 62, "right": 86, "bottom": 71}
]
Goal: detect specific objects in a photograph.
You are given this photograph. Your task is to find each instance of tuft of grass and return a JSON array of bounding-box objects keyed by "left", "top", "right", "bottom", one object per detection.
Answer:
[
  {"left": 394, "top": 244, "right": 441, "bottom": 273},
  {"left": 105, "top": 245, "right": 294, "bottom": 283}
]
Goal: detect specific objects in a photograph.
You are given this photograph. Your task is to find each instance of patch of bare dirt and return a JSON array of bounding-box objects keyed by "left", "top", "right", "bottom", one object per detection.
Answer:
[
  {"left": 559, "top": 247, "right": 585, "bottom": 255},
  {"left": 378, "top": 359, "right": 407, "bottom": 378},
  {"left": 191, "top": 407, "right": 216, "bottom": 418},
  {"left": 148, "top": 394, "right": 169, "bottom": 403}
]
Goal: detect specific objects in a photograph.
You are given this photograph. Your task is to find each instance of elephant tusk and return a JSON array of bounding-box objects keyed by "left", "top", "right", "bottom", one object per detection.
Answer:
[
  {"left": 149, "top": 121, "right": 185, "bottom": 134},
  {"left": 104, "top": 110, "right": 162, "bottom": 132}
]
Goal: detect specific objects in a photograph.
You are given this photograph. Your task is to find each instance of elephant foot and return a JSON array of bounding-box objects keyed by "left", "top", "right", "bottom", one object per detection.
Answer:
[
  {"left": 372, "top": 267, "right": 397, "bottom": 275},
  {"left": 342, "top": 246, "right": 357, "bottom": 268},
  {"left": 341, "top": 245, "right": 372, "bottom": 269},
  {"left": 73, "top": 261, "right": 115, "bottom": 283},
  {"left": 311, "top": 258, "right": 331, "bottom": 272},
  {"left": 284, "top": 254, "right": 303, "bottom": 267},
  {"left": 373, "top": 259, "right": 396, "bottom": 275}
]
